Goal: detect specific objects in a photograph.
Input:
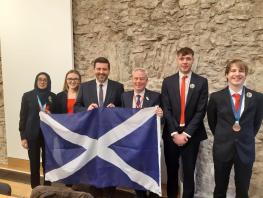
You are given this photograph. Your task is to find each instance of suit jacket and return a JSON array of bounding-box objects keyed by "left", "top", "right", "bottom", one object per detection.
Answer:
[
  {"left": 207, "top": 87, "right": 263, "bottom": 164},
  {"left": 19, "top": 89, "right": 56, "bottom": 140},
  {"left": 121, "top": 89, "right": 161, "bottom": 108},
  {"left": 161, "top": 72, "right": 208, "bottom": 142},
  {"left": 74, "top": 79, "right": 124, "bottom": 112},
  {"left": 56, "top": 91, "right": 68, "bottom": 113}
]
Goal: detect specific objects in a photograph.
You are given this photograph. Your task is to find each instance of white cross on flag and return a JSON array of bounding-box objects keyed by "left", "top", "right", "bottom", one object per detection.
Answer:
[{"left": 40, "top": 107, "right": 161, "bottom": 195}]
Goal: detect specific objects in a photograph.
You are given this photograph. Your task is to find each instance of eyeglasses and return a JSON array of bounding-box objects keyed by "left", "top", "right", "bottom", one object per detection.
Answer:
[
  {"left": 38, "top": 78, "right": 48, "bottom": 83},
  {"left": 67, "top": 78, "right": 80, "bottom": 82}
]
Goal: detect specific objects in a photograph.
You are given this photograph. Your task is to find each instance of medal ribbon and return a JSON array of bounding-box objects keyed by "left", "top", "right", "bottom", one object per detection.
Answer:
[
  {"left": 229, "top": 88, "right": 244, "bottom": 123},
  {"left": 37, "top": 95, "right": 47, "bottom": 112}
]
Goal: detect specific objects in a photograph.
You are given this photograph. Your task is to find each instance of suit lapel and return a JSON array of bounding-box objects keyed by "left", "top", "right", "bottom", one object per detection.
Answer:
[
  {"left": 63, "top": 91, "right": 68, "bottom": 111},
  {"left": 126, "top": 91, "right": 133, "bottom": 108},
  {"left": 186, "top": 73, "right": 195, "bottom": 107},
  {"left": 142, "top": 89, "right": 150, "bottom": 108},
  {"left": 90, "top": 80, "right": 99, "bottom": 104},
  {"left": 33, "top": 90, "right": 41, "bottom": 110},
  {"left": 241, "top": 87, "right": 252, "bottom": 119},
  {"left": 104, "top": 80, "right": 113, "bottom": 105},
  {"left": 224, "top": 87, "right": 236, "bottom": 121},
  {"left": 173, "top": 73, "right": 181, "bottom": 108}
]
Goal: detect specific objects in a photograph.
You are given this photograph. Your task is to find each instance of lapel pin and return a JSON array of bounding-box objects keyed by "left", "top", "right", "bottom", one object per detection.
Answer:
[
  {"left": 190, "top": 83, "right": 195, "bottom": 89},
  {"left": 246, "top": 92, "right": 252, "bottom": 98},
  {"left": 146, "top": 96, "right": 149, "bottom": 101}
]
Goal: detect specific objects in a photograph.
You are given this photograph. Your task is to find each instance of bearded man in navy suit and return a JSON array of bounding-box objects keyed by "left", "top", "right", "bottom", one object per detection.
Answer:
[
  {"left": 207, "top": 59, "right": 263, "bottom": 198},
  {"left": 74, "top": 57, "right": 124, "bottom": 198},
  {"left": 74, "top": 57, "right": 124, "bottom": 112},
  {"left": 161, "top": 47, "right": 208, "bottom": 198},
  {"left": 121, "top": 68, "right": 163, "bottom": 198}
]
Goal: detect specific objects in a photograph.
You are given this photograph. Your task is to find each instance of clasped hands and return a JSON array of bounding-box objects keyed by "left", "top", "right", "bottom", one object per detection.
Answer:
[{"left": 172, "top": 133, "right": 189, "bottom": 146}]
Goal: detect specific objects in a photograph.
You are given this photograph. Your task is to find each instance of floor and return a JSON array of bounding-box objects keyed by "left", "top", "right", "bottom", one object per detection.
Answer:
[{"left": 0, "top": 158, "right": 167, "bottom": 198}]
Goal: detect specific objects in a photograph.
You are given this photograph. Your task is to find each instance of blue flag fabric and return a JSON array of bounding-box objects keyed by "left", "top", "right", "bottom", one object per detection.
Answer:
[{"left": 40, "top": 107, "right": 161, "bottom": 195}]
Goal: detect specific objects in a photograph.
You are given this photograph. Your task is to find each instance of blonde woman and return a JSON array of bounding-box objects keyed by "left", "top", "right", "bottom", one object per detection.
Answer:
[{"left": 56, "top": 70, "right": 81, "bottom": 114}]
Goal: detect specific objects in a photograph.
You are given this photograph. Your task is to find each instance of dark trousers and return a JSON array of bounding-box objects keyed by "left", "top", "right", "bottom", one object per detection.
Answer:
[
  {"left": 28, "top": 134, "right": 51, "bottom": 189},
  {"left": 135, "top": 190, "right": 159, "bottom": 198},
  {"left": 214, "top": 154, "right": 253, "bottom": 198},
  {"left": 135, "top": 190, "right": 147, "bottom": 198},
  {"left": 163, "top": 137, "right": 200, "bottom": 198}
]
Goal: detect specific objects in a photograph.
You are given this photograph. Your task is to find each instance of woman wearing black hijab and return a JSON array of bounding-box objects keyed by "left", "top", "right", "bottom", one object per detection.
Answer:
[{"left": 19, "top": 72, "right": 56, "bottom": 189}]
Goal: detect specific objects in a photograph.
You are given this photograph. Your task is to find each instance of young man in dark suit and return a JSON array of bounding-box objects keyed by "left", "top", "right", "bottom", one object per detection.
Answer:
[
  {"left": 74, "top": 57, "right": 124, "bottom": 112},
  {"left": 207, "top": 59, "right": 263, "bottom": 198},
  {"left": 161, "top": 47, "right": 208, "bottom": 198},
  {"left": 74, "top": 57, "right": 124, "bottom": 198},
  {"left": 121, "top": 68, "right": 163, "bottom": 198}
]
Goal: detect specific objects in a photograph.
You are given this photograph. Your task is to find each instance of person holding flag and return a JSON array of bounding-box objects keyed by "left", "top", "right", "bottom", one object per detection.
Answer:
[
  {"left": 207, "top": 59, "right": 263, "bottom": 198},
  {"left": 19, "top": 72, "right": 56, "bottom": 188},
  {"left": 121, "top": 68, "right": 163, "bottom": 198}
]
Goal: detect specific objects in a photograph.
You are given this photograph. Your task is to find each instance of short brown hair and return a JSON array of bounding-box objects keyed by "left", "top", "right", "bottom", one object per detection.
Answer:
[
  {"left": 177, "top": 47, "right": 194, "bottom": 56},
  {"left": 225, "top": 59, "right": 248, "bottom": 76},
  {"left": 93, "top": 57, "right": 110, "bottom": 69}
]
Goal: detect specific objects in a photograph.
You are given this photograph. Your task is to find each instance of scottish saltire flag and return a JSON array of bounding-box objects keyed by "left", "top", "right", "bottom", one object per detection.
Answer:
[{"left": 40, "top": 107, "right": 161, "bottom": 195}]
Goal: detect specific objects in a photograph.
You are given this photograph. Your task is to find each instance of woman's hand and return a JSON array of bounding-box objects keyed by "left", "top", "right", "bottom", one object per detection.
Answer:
[{"left": 21, "top": 139, "right": 29, "bottom": 150}]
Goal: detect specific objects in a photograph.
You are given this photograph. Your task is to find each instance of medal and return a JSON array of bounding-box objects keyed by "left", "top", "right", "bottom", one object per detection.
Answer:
[
  {"left": 229, "top": 88, "right": 244, "bottom": 133},
  {"left": 232, "top": 121, "right": 241, "bottom": 132}
]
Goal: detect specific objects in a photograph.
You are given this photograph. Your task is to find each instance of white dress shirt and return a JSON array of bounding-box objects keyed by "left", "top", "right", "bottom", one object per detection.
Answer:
[{"left": 96, "top": 79, "right": 108, "bottom": 103}]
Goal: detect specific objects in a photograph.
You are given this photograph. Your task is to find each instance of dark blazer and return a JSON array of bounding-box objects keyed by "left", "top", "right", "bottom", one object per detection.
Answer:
[
  {"left": 121, "top": 89, "right": 161, "bottom": 108},
  {"left": 56, "top": 91, "right": 68, "bottom": 113},
  {"left": 19, "top": 90, "right": 56, "bottom": 140},
  {"left": 161, "top": 72, "right": 208, "bottom": 141},
  {"left": 207, "top": 87, "right": 263, "bottom": 164},
  {"left": 74, "top": 79, "right": 124, "bottom": 112}
]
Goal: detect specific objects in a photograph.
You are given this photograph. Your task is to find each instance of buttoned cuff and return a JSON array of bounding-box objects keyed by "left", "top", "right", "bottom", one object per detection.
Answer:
[
  {"left": 171, "top": 132, "right": 178, "bottom": 137},
  {"left": 183, "top": 132, "right": 191, "bottom": 138}
]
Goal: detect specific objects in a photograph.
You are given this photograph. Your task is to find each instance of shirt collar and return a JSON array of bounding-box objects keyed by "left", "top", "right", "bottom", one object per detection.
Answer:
[
  {"left": 134, "top": 89, "right": 145, "bottom": 97},
  {"left": 229, "top": 86, "right": 243, "bottom": 96},
  {"left": 179, "top": 71, "right": 192, "bottom": 79},
  {"left": 96, "top": 79, "right": 108, "bottom": 87}
]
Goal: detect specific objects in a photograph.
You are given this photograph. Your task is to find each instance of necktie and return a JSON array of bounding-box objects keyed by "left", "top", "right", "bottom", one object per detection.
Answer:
[
  {"left": 136, "top": 95, "right": 141, "bottom": 108},
  {"left": 233, "top": 93, "right": 240, "bottom": 112},
  {"left": 180, "top": 75, "right": 188, "bottom": 126},
  {"left": 99, "top": 84, "right": 103, "bottom": 107}
]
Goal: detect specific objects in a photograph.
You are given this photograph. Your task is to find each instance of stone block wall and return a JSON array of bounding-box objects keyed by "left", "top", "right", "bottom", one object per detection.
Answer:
[
  {"left": 72, "top": 0, "right": 263, "bottom": 197},
  {"left": 0, "top": 0, "right": 262, "bottom": 197},
  {"left": 0, "top": 44, "right": 7, "bottom": 164}
]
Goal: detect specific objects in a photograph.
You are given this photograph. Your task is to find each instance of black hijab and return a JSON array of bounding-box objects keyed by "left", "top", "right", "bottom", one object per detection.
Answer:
[{"left": 34, "top": 72, "right": 51, "bottom": 105}]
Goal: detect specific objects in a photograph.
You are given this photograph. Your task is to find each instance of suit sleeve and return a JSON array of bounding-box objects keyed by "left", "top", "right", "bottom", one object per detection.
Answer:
[
  {"left": 207, "top": 93, "right": 217, "bottom": 135},
  {"left": 253, "top": 92, "right": 263, "bottom": 135},
  {"left": 154, "top": 93, "right": 161, "bottom": 106},
  {"left": 49, "top": 93, "right": 57, "bottom": 113},
  {"left": 19, "top": 93, "right": 28, "bottom": 140},
  {"left": 184, "top": 78, "right": 208, "bottom": 137},
  {"left": 55, "top": 93, "right": 62, "bottom": 113},
  {"left": 121, "top": 93, "right": 125, "bottom": 107},
  {"left": 161, "top": 79, "right": 179, "bottom": 134},
  {"left": 114, "top": 84, "right": 124, "bottom": 107},
  {"left": 74, "top": 84, "right": 87, "bottom": 112}
]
